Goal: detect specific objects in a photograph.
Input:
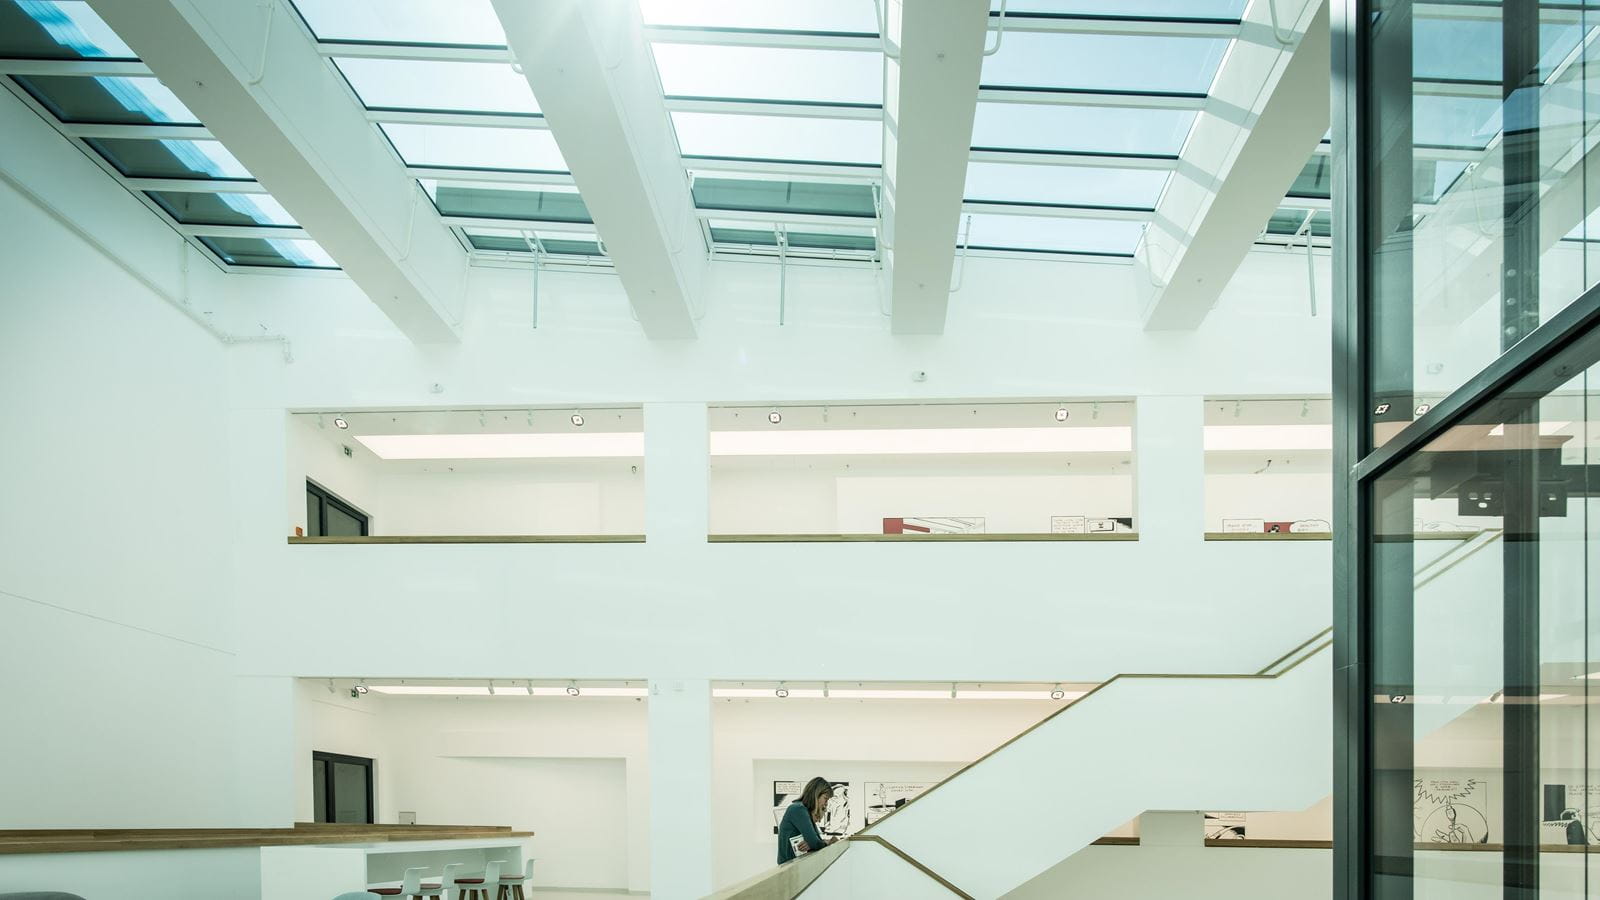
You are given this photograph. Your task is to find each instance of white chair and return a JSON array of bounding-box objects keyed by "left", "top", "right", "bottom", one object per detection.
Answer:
[
  {"left": 493, "top": 859, "right": 536, "bottom": 900},
  {"left": 368, "top": 867, "right": 443, "bottom": 899},
  {"left": 449, "top": 860, "right": 502, "bottom": 900}
]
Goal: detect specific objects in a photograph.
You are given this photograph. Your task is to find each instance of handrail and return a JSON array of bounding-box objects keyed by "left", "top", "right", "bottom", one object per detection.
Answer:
[
  {"left": 858, "top": 633, "right": 1333, "bottom": 839},
  {"left": 703, "top": 839, "right": 849, "bottom": 900}
]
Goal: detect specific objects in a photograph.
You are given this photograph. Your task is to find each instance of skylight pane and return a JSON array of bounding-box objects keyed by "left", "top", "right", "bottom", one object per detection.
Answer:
[
  {"left": 672, "top": 112, "right": 880, "bottom": 164},
  {"left": 637, "top": 0, "right": 879, "bottom": 34},
  {"left": 87, "top": 137, "right": 253, "bottom": 179},
  {"left": 691, "top": 178, "right": 876, "bottom": 217},
  {"left": 381, "top": 123, "right": 568, "bottom": 172},
  {"left": 1413, "top": 94, "right": 1500, "bottom": 149},
  {"left": 12, "top": 74, "right": 200, "bottom": 125},
  {"left": 200, "top": 236, "right": 337, "bottom": 269},
  {"left": 0, "top": 0, "right": 136, "bottom": 59},
  {"left": 425, "top": 182, "right": 592, "bottom": 223},
  {"left": 147, "top": 192, "right": 298, "bottom": 227},
  {"left": 289, "top": 0, "right": 505, "bottom": 47},
  {"left": 962, "top": 213, "right": 1144, "bottom": 255},
  {"left": 651, "top": 44, "right": 882, "bottom": 105},
  {"left": 464, "top": 228, "right": 604, "bottom": 255},
  {"left": 332, "top": 58, "right": 539, "bottom": 115},
  {"left": 964, "top": 162, "right": 1166, "bottom": 208},
  {"left": 1286, "top": 155, "right": 1330, "bottom": 200},
  {"left": 997, "top": 1, "right": 1248, "bottom": 18},
  {"left": 981, "top": 32, "right": 1229, "bottom": 94},
  {"left": 971, "top": 103, "right": 1195, "bottom": 156},
  {"left": 1416, "top": 159, "right": 1468, "bottom": 205},
  {"left": 787, "top": 229, "right": 875, "bottom": 251}
]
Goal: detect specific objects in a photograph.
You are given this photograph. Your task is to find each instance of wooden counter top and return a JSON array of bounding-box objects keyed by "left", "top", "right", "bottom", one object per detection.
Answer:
[{"left": 0, "top": 823, "right": 533, "bottom": 855}]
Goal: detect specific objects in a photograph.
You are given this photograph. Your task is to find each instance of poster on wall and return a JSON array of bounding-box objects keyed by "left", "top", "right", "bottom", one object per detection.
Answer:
[
  {"left": 1204, "top": 811, "right": 1247, "bottom": 840},
  {"left": 1541, "top": 783, "right": 1600, "bottom": 845},
  {"left": 882, "top": 517, "right": 986, "bottom": 535},
  {"left": 1413, "top": 777, "right": 1491, "bottom": 844},
  {"left": 864, "top": 782, "right": 935, "bottom": 825},
  {"left": 772, "top": 780, "right": 851, "bottom": 839}
]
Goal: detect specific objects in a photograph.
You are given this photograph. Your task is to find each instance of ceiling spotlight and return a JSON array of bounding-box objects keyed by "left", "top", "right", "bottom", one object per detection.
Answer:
[
  {"left": 768, "top": 410, "right": 782, "bottom": 425},
  {"left": 775, "top": 683, "right": 790, "bottom": 698},
  {"left": 1373, "top": 403, "right": 1391, "bottom": 415},
  {"left": 333, "top": 416, "right": 349, "bottom": 430},
  {"left": 487, "top": 682, "right": 495, "bottom": 696},
  {"left": 570, "top": 413, "right": 585, "bottom": 428},
  {"left": 1050, "top": 684, "right": 1065, "bottom": 700},
  {"left": 1414, "top": 403, "right": 1431, "bottom": 416},
  {"left": 1390, "top": 694, "right": 1408, "bottom": 704},
  {"left": 1300, "top": 401, "right": 1310, "bottom": 419},
  {"left": 350, "top": 683, "right": 369, "bottom": 699},
  {"left": 525, "top": 681, "right": 534, "bottom": 696},
  {"left": 566, "top": 681, "right": 581, "bottom": 697},
  {"left": 1055, "top": 407, "right": 1069, "bottom": 423}
]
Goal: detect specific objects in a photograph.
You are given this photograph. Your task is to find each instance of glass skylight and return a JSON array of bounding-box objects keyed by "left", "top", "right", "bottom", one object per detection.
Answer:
[
  {"left": 12, "top": 74, "right": 199, "bottom": 125},
  {"left": 981, "top": 32, "right": 1229, "bottom": 94},
  {"left": 147, "top": 192, "right": 299, "bottom": 228},
  {"left": 1286, "top": 155, "right": 1330, "bottom": 201},
  {"left": 333, "top": 57, "right": 539, "bottom": 115},
  {"left": 671, "top": 111, "right": 880, "bottom": 164},
  {"left": 706, "top": 220, "right": 875, "bottom": 253},
  {"left": 1263, "top": 207, "right": 1329, "bottom": 239},
  {"left": 289, "top": 0, "right": 506, "bottom": 47},
  {"left": 638, "top": 0, "right": 878, "bottom": 34},
  {"left": 0, "top": 0, "right": 134, "bottom": 59},
  {"left": 964, "top": 162, "right": 1167, "bottom": 208},
  {"left": 464, "top": 227, "right": 605, "bottom": 257},
  {"left": 86, "top": 137, "right": 253, "bottom": 180},
  {"left": 691, "top": 177, "right": 876, "bottom": 218},
  {"left": 971, "top": 103, "right": 1196, "bottom": 156},
  {"left": 651, "top": 44, "right": 882, "bottom": 105},
  {"left": 423, "top": 181, "right": 592, "bottom": 223},
  {"left": 6, "top": 0, "right": 336, "bottom": 270},
  {"left": 962, "top": 214, "right": 1145, "bottom": 256},
  {"left": 381, "top": 123, "right": 568, "bottom": 172},
  {"left": 200, "top": 236, "right": 338, "bottom": 268}
]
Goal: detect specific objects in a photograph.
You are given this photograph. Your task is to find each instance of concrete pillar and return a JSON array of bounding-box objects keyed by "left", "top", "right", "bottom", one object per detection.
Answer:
[
  {"left": 1134, "top": 395, "right": 1205, "bottom": 543},
  {"left": 645, "top": 402, "right": 709, "bottom": 544},
  {"left": 648, "top": 678, "right": 714, "bottom": 899}
]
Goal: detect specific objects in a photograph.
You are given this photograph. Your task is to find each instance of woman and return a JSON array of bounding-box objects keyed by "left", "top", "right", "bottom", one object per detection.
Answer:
[{"left": 777, "top": 777, "right": 835, "bottom": 864}]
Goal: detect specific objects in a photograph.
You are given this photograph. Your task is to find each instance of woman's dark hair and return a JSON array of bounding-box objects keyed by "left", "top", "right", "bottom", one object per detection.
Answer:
[{"left": 798, "top": 777, "right": 834, "bottom": 817}]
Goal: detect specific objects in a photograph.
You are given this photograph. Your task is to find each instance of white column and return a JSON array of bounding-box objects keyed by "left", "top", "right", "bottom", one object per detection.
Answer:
[
  {"left": 231, "top": 675, "right": 297, "bottom": 826},
  {"left": 1139, "top": 811, "right": 1205, "bottom": 847},
  {"left": 648, "top": 678, "right": 714, "bottom": 899},
  {"left": 1134, "top": 396, "right": 1205, "bottom": 544},
  {"left": 645, "top": 402, "right": 709, "bottom": 544}
]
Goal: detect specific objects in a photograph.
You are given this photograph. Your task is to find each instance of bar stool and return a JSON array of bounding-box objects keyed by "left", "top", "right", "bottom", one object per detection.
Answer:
[
  {"left": 494, "top": 859, "right": 536, "bottom": 900},
  {"left": 448, "top": 860, "right": 502, "bottom": 900},
  {"left": 368, "top": 867, "right": 442, "bottom": 899}
]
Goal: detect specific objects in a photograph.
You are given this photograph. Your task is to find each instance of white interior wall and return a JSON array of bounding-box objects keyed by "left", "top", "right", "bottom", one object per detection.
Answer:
[
  {"left": 0, "top": 176, "right": 272, "bottom": 828},
  {"left": 1007, "top": 844, "right": 1332, "bottom": 900}
]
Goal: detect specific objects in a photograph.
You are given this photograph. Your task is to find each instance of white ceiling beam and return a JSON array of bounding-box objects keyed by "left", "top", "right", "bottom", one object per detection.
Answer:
[
  {"left": 86, "top": 0, "right": 468, "bottom": 343},
  {"left": 493, "top": 0, "right": 703, "bottom": 339},
  {"left": 998, "top": 15, "right": 1241, "bottom": 39},
  {"left": 883, "top": 0, "right": 990, "bottom": 334},
  {"left": 1138, "top": 0, "right": 1330, "bottom": 331}
]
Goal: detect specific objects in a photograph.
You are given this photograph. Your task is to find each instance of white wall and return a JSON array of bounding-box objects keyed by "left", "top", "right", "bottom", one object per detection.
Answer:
[
  {"left": 1007, "top": 844, "right": 1331, "bottom": 900},
  {"left": 0, "top": 174, "right": 277, "bottom": 827}
]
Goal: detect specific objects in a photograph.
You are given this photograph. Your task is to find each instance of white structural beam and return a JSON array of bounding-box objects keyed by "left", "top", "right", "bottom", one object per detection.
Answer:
[
  {"left": 884, "top": 1, "right": 990, "bottom": 335},
  {"left": 1137, "top": 0, "right": 1330, "bottom": 331},
  {"left": 493, "top": 0, "right": 703, "bottom": 339},
  {"left": 86, "top": 0, "right": 466, "bottom": 343}
]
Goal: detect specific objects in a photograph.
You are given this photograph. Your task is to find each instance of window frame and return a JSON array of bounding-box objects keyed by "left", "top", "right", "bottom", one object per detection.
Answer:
[
  {"left": 311, "top": 750, "right": 375, "bottom": 824},
  {"left": 305, "top": 479, "right": 370, "bottom": 537}
]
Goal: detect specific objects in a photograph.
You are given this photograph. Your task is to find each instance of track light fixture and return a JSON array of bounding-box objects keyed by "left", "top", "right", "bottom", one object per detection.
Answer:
[
  {"left": 566, "top": 681, "right": 581, "bottom": 697},
  {"left": 775, "top": 682, "right": 790, "bottom": 698},
  {"left": 570, "top": 413, "right": 585, "bottom": 428},
  {"left": 334, "top": 416, "right": 349, "bottom": 430},
  {"left": 1050, "top": 684, "right": 1065, "bottom": 700},
  {"left": 487, "top": 681, "right": 495, "bottom": 695},
  {"left": 525, "top": 681, "right": 534, "bottom": 696},
  {"left": 350, "top": 683, "right": 369, "bottom": 699},
  {"left": 768, "top": 410, "right": 782, "bottom": 424},
  {"left": 1054, "top": 406, "right": 1069, "bottom": 423}
]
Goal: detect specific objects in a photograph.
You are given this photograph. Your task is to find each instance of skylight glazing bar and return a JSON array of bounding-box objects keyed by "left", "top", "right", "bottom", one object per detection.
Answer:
[
  {"left": 58, "top": 121, "right": 210, "bottom": 139},
  {"left": 976, "top": 87, "right": 1208, "bottom": 109},
  {"left": 691, "top": 208, "right": 876, "bottom": 228},
  {"left": 408, "top": 167, "right": 575, "bottom": 187},
  {"left": 995, "top": 15, "right": 1240, "bottom": 39},
  {"left": 662, "top": 96, "right": 881, "bottom": 120},
  {"left": 437, "top": 214, "right": 598, "bottom": 234},
  {"left": 124, "top": 176, "right": 270, "bottom": 193},
  {"left": 682, "top": 156, "right": 883, "bottom": 179},
  {"left": 0, "top": 58, "right": 149, "bottom": 76},
  {"left": 967, "top": 149, "right": 1178, "bottom": 171},
  {"left": 314, "top": 41, "right": 511, "bottom": 63},
  {"left": 176, "top": 223, "right": 311, "bottom": 239},
  {"left": 640, "top": 26, "right": 880, "bottom": 52},
  {"left": 365, "top": 109, "right": 548, "bottom": 129},
  {"left": 959, "top": 200, "right": 1153, "bottom": 221}
]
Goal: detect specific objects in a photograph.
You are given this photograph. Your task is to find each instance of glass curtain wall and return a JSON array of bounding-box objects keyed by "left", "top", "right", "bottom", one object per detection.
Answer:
[{"left": 1337, "top": 1, "right": 1600, "bottom": 898}]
